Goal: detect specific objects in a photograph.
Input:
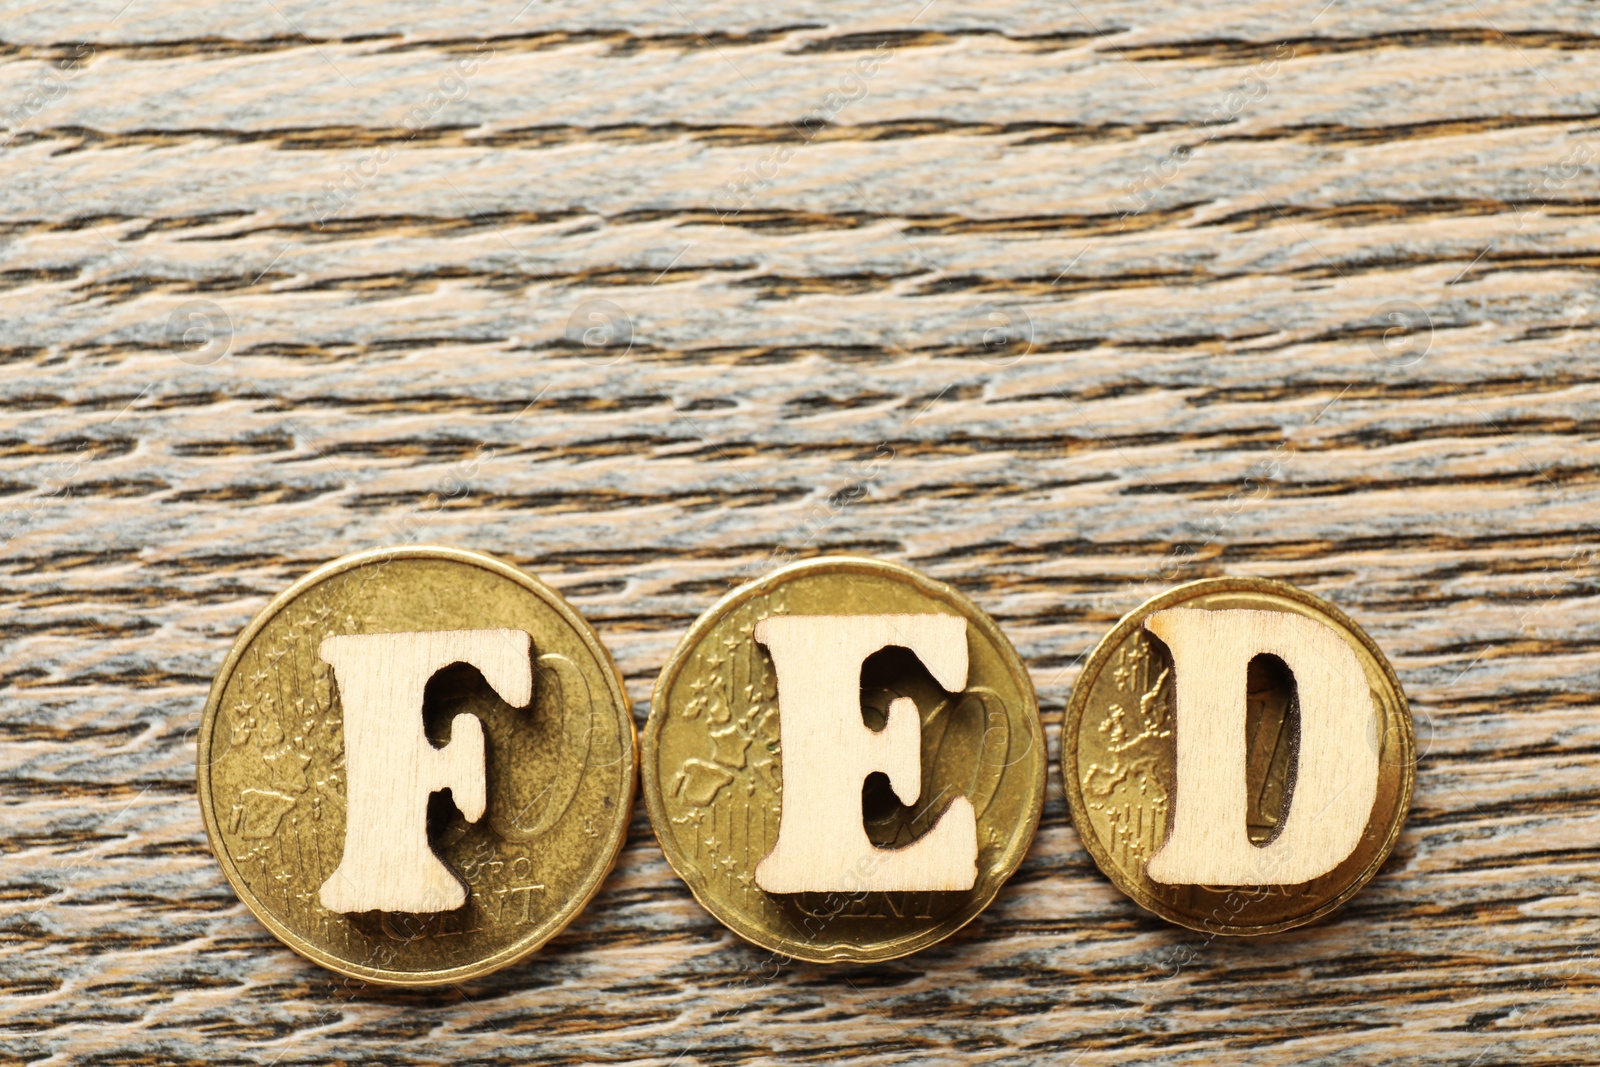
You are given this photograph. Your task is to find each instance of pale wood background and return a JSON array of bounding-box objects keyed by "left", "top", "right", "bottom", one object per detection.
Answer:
[{"left": 3, "top": 0, "right": 1599, "bottom": 1063}]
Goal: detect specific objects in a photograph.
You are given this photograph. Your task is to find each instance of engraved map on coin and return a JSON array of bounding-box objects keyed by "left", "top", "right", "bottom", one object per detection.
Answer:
[
  {"left": 1080, "top": 636, "right": 1298, "bottom": 869},
  {"left": 1080, "top": 635, "right": 1172, "bottom": 868}
]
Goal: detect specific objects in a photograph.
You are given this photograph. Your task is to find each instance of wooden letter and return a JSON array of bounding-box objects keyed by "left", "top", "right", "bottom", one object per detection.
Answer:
[
  {"left": 1144, "top": 608, "right": 1378, "bottom": 886},
  {"left": 318, "top": 629, "right": 533, "bottom": 913},
  {"left": 753, "top": 614, "right": 978, "bottom": 893}
]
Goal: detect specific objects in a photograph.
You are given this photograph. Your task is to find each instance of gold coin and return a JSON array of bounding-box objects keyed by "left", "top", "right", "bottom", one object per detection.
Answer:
[
  {"left": 643, "top": 557, "right": 1046, "bottom": 963},
  {"left": 197, "top": 546, "right": 636, "bottom": 985},
  {"left": 1063, "top": 576, "right": 1415, "bottom": 935}
]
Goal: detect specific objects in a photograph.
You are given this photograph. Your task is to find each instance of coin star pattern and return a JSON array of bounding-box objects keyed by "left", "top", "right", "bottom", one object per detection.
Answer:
[{"left": 197, "top": 548, "right": 1414, "bottom": 983}]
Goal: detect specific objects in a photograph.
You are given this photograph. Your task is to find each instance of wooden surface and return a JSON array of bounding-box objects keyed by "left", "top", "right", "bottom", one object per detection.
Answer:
[{"left": 3, "top": 0, "right": 1599, "bottom": 1063}]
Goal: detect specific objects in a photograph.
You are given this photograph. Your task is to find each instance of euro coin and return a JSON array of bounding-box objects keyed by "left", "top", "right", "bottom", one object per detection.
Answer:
[
  {"left": 1063, "top": 576, "right": 1414, "bottom": 934},
  {"left": 643, "top": 556, "right": 1046, "bottom": 963},
  {"left": 197, "top": 546, "right": 636, "bottom": 985}
]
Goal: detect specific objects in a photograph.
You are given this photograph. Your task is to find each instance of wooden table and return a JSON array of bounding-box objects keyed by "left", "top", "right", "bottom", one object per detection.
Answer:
[{"left": 4, "top": 1, "right": 1598, "bottom": 1062}]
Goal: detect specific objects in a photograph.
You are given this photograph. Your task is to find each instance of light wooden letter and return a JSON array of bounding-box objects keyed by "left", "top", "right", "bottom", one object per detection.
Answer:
[
  {"left": 318, "top": 629, "right": 533, "bottom": 913},
  {"left": 1144, "top": 608, "right": 1378, "bottom": 886},
  {"left": 753, "top": 614, "right": 978, "bottom": 893}
]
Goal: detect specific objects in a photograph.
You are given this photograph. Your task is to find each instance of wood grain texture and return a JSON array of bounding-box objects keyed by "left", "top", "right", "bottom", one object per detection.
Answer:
[{"left": 1, "top": 0, "right": 1598, "bottom": 1063}]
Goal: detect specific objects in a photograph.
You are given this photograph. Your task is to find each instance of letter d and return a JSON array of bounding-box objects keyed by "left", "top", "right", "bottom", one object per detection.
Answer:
[{"left": 1145, "top": 608, "right": 1378, "bottom": 886}]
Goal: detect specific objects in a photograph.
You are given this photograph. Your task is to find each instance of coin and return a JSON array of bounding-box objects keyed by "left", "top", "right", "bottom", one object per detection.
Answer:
[
  {"left": 1063, "top": 577, "right": 1415, "bottom": 935},
  {"left": 197, "top": 546, "right": 636, "bottom": 985},
  {"left": 643, "top": 557, "right": 1046, "bottom": 963}
]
